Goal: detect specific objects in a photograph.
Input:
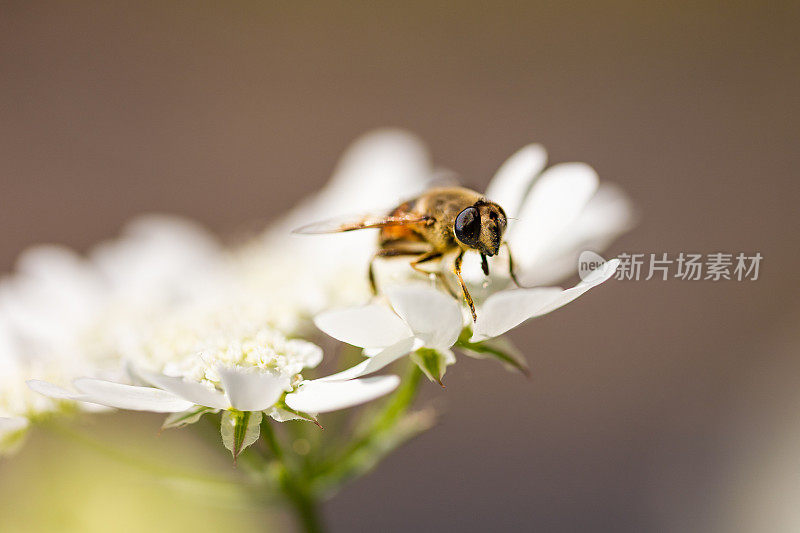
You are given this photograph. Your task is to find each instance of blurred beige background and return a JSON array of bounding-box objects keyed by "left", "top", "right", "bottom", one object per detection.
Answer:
[{"left": 1, "top": 1, "right": 799, "bottom": 531}]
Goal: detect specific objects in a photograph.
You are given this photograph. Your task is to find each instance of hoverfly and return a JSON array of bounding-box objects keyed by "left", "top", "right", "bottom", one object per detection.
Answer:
[{"left": 293, "top": 187, "right": 523, "bottom": 321}]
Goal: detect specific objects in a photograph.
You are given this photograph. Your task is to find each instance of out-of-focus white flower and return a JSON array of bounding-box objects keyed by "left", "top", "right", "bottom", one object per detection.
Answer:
[
  {"left": 0, "top": 245, "right": 103, "bottom": 362},
  {"left": 0, "top": 308, "right": 99, "bottom": 454},
  {"left": 481, "top": 144, "right": 634, "bottom": 287},
  {"left": 0, "top": 215, "right": 228, "bottom": 452}
]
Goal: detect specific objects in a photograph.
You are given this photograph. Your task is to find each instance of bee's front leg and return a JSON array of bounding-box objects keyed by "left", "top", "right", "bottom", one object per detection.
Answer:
[
  {"left": 453, "top": 250, "right": 477, "bottom": 322},
  {"left": 409, "top": 250, "right": 442, "bottom": 276},
  {"left": 408, "top": 251, "right": 458, "bottom": 298},
  {"left": 369, "top": 247, "right": 428, "bottom": 295}
]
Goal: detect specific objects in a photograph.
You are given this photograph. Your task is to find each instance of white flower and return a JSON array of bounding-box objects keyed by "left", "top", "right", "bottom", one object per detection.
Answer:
[{"left": 315, "top": 259, "right": 619, "bottom": 381}]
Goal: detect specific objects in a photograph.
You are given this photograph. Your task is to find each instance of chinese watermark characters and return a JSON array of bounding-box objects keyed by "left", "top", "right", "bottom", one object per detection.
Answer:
[{"left": 578, "top": 251, "right": 762, "bottom": 281}]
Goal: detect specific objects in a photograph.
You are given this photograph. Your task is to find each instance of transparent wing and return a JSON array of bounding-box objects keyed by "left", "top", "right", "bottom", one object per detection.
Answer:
[{"left": 292, "top": 212, "right": 432, "bottom": 234}]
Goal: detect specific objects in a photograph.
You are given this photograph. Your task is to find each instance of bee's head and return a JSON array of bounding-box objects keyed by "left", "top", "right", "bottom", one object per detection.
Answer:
[{"left": 453, "top": 200, "right": 507, "bottom": 256}]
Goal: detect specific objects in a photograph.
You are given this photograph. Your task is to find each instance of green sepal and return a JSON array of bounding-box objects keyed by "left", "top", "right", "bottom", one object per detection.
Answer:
[
  {"left": 456, "top": 328, "right": 530, "bottom": 377},
  {"left": 271, "top": 401, "right": 322, "bottom": 428},
  {"left": 161, "top": 406, "right": 216, "bottom": 430},
  {"left": 410, "top": 347, "right": 454, "bottom": 386},
  {"left": 221, "top": 410, "right": 262, "bottom": 462}
]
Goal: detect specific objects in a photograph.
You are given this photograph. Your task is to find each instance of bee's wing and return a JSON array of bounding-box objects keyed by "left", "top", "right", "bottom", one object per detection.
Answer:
[{"left": 292, "top": 212, "right": 432, "bottom": 234}]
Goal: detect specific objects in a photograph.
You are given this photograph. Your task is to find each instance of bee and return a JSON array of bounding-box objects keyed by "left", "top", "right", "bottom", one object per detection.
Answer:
[{"left": 294, "top": 187, "right": 522, "bottom": 321}]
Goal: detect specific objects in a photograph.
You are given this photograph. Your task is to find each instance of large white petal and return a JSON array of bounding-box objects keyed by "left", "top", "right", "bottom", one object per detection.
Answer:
[
  {"left": 314, "top": 304, "right": 412, "bottom": 349},
  {"left": 510, "top": 163, "right": 599, "bottom": 267},
  {"left": 27, "top": 380, "right": 82, "bottom": 400},
  {"left": 386, "top": 285, "right": 463, "bottom": 351},
  {"left": 484, "top": 144, "right": 547, "bottom": 219},
  {"left": 285, "top": 376, "right": 400, "bottom": 414},
  {"left": 473, "top": 260, "right": 619, "bottom": 340},
  {"left": 533, "top": 258, "right": 620, "bottom": 316},
  {"left": 139, "top": 371, "right": 230, "bottom": 410},
  {"left": 515, "top": 184, "right": 635, "bottom": 286},
  {"left": 312, "top": 337, "right": 417, "bottom": 382},
  {"left": 473, "top": 287, "right": 564, "bottom": 341},
  {"left": 72, "top": 378, "right": 194, "bottom": 412},
  {"left": 323, "top": 129, "right": 432, "bottom": 215},
  {"left": 217, "top": 366, "right": 290, "bottom": 412}
]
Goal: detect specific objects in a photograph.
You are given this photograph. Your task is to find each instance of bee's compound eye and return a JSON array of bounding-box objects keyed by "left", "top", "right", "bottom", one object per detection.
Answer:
[{"left": 454, "top": 206, "right": 481, "bottom": 246}]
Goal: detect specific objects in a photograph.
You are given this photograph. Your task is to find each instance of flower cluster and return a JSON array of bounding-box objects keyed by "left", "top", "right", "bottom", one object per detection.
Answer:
[{"left": 0, "top": 129, "right": 632, "bottom": 462}]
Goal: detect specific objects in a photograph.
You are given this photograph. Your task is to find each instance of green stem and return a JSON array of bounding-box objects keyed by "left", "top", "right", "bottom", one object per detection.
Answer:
[
  {"left": 309, "top": 363, "right": 425, "bottom": 492},
  {"left": 261, "top": 420, "right": 324, "bottom": 533},
  {"left": 283, "top": 484, "right": 323, "bottom": 533}
]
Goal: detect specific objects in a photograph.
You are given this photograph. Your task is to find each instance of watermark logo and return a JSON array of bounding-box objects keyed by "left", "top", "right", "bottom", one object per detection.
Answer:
[
  {"left": 578, "top": 250, "right": 607, "bottom": 281},
  {"left": 578, "top": 251, "right": 762, "bottom": 281}
]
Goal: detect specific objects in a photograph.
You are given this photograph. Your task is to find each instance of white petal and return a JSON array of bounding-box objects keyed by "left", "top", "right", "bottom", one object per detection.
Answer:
[
  {"left": 314, "top": 304, "right": 412, "bottom": 349},
  {"left": 27, "top": 380, "right": 81, "bottom": 400},
  {"left": 139, "top": 371, "right": 230, "bottom": 410},
  {"left": 473, "top": 287, "right": 564, "bottom": 341},
  {"left": 386, "top": 285, "right": 463, "bottom": 351},
  {"left": 533, "top": 258, "right": 619, "bottom": 316},
  {"left": 484, "top": 144, "right": 547, "bottom": 218},
  {"left": 510, "top": 163, "right": 599, "bottom": 266},
  {"left": 217, "top": 366, "right": 290, "bottom": 412},
  {"left": 71, "top": 378, "right": 194, "bottom": 412},
  {"left": 313, "top": 337, "right": 416, "bottom": 382},
  {"left": 515, "top": 184, "right": 635, "bottom": 286},
  {"left": 473, "top": 260, "right": 619, "bottom": 340},
  {"left": 285, "top": 376, "right": 400, "bottom": 414},
  {"left": 324, "top": 130, "right": 432, "bottom": 214},
  {"left": 564, "top": 183, "right": 635, "bottom": 249}
]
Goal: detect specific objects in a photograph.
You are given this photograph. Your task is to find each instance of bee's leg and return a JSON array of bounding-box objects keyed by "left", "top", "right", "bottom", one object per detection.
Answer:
[
  {"left": 409, "top": 251, "right": 442, "bottom": 276},
  {"left": 453, "top": 250, "right": 477, "bottom": 322},
  {"left": 408, "top": 251, "right": 457, "bottom": 297},
  {"left": 480, "top": 253, "right": 490, "bottom": 276},
  {"left": 503, "top": 241, "right": 527, "bottom": 288},
  {"left": 369, "top": 248, "right": 425, "bottom": 295}
]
